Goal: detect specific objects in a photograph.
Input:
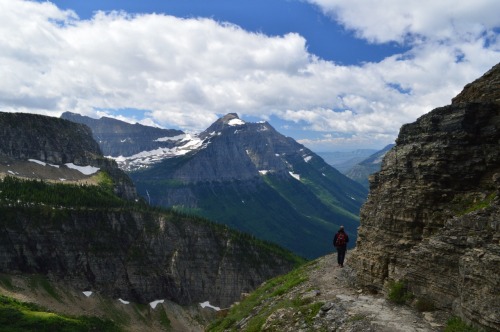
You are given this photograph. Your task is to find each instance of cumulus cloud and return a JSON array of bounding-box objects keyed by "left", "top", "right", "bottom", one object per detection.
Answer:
[
  {"left": 307, "top": 0, "right": 500, "bottom": 44},
  {"left": 0, "top": 0, "right": 499, "bottom": 151}
]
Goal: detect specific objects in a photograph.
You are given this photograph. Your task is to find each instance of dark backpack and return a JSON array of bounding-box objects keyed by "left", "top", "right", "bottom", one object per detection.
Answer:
[{"left": 335, "top": 232, "right": 346, "bottom": 247}]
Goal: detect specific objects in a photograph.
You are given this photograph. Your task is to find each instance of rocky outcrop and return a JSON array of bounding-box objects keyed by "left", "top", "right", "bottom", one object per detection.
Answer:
[
  {"left": 0, "top": 112, "right": 136, "bottom": 200},
  {"left": 351, "top": 63, "right": 500, "bottom": 331}
]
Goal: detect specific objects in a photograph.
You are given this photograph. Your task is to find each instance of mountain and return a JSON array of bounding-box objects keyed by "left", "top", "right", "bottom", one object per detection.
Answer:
[
  {"left": 345, "top": 144, "right": 395, "bottom": 189},
  {"left": 0, "top": 112, "right": 136, "bottom": 200},
  {"left": 351, "top": 63, "right": 500, "bottom": 331},
  {"left": 129, "top": 113, "right": 368, "bottom": 259},
  {"left": 0, "top": 112, "right": 303, "bottom": 330},
  {"left": 61, "top": 111, "right": 191, "bottom": 171},
  {"left": 316, "top": 149, "right": 377, "bottom": 173}
]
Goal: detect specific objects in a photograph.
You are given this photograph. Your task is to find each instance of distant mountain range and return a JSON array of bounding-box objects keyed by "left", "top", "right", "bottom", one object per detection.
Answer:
[
  {"left": 316, "top": 149, "right": 377, "bottom": 173},
  {"left": 64, "top": 112, "right": 368, "bottom": 258},
  {"left": 344, "top": 144, "right": 395, "bottom": 189}
]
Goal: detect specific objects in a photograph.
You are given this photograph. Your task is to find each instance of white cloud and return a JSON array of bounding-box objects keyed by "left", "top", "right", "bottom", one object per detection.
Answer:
[
  {"left": 0, "top": 0, "right": 498, "bottom": 151},
  {"left": 307, "top": 0, "right": 500, "bottom": 44}
]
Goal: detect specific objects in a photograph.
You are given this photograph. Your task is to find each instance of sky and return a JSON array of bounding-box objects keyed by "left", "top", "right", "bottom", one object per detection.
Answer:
[{"left": 1, "top": 0, "right": 499, "bottom": 152}]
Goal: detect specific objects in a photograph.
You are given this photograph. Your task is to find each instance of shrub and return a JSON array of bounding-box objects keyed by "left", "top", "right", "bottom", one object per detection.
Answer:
[
  {"left": 387, "top": 280, "right": 413, "bottom": 304},
  {"left": 444, "top": 317, "right": 480, "bottom": 332}
]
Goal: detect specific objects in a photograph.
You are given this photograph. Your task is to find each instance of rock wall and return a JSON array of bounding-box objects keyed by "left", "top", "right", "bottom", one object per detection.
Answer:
[
  {"left": 352, "top": 63, "right": 500, "bottom": 331},
  {"left": 0, "top": 206, "right": 298, "bottom": 308}
]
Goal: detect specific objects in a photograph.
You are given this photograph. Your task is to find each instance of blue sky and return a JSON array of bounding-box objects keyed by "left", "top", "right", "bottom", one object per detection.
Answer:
[{"left": 1, "top": 0, "right": 499, "bottom": 151}]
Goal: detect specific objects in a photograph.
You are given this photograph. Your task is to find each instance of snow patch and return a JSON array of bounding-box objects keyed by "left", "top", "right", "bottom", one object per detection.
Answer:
[
  {"left": 65, "top": 163, "right": 100, "bottom": 175},
  {"left": 304, "top": 156, "right": 312, "bottom": 163},
  {"left": 7, "top": 170, "right": 15, "bottom": 175},
  {"left": 109, "top": 134, "right": 207, "bottom": 171},
  {"left": 118, "top": 298, "right": 130, "bottom": 304},
  {"left": 28, "top": 159, "right": 47, "bottom": 166},
  {"left": 228, "top": 118, "right": 245, "bottom": 126},
  {"left": 82, "top": 291, "right": 93, "bottom": 297},
  {"left": 200, "top": 301, "right": 221, "bottom": 311},
  {"left": 28, "top": 159, "right": 59, "bottom": 168},
  {"left": 149, "top": 299, "right": 164, "bottom": 309},
  {"left": 259, "top": 170, "right": 270, "bottom": 175},
  {"left": 289, "top": 172, "right": 300, "bottom": 181},
  {"left": 155, "top": 134, "right": 186, "bottom": 142},
  {"left": 258, "top": 125, "right": 269, "bottom": 132}
]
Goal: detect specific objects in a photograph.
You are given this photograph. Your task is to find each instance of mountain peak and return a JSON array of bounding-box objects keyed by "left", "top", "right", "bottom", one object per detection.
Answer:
[
  {"left": 200, "top": 113, "right": 246, "bottom": 138},
  {"left": 452, "top": 62, "right": 500, "bottom": 104}
]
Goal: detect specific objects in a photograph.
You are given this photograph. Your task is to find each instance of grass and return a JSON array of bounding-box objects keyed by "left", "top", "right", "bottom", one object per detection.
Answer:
[
  {"left": 0, "top": 294, "right": 121, "bottom": 332},
  {"left": 348, "top": 313, "right": 367, "bottom": 322},
  {"left": 453, "top": 192, "right": 497, "bottom": 216},
  {"left": 0, "top": 275, "right": 15, "bottom": 291},
  {"left": 444, "top": 317, "right": 480, "bottom": 332},
  {"left": 28, "top": 275, "right": 63, "bottom": 303},
  {"left": 207, "top": 261, "right": 315, "bottom": 332},
  {"left": 158, "top": 308, "right": 172, "bottom": 330},
  {"left": 387, "top": 280, "right": 413, "bottom": 305}
]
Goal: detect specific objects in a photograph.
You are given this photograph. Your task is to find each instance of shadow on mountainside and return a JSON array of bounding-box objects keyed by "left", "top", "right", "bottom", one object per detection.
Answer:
[{"left": 209, "top": 251, "right": 450, "bottom": 332}]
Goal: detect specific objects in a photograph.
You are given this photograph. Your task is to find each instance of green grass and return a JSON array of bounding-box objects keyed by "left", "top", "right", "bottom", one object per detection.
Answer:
[
  {"left": 207, "top": 261, "right": 316, "bottom": 332},
  {"left": 451, "top": 192, "right": 497, "bottom": 217},
  {"left": 0, "top": 275, "right": 15, "bottom": 291},
  {"left": 158, "top": 308, "right": 172, "bottom": 330},
  {"left": 387, "top": 280, "right": 413, "bottom": 305},
  {"left": 444, "top": 317, "right": 480, "bottom": 332},
  {"left": 0, "top": 294, "right": 121, "bottom": 332},
  {"left": 28, "top": 275, "right": 63, "bottom": 303},
  {"left": 0, "top": 176, "right": 126, "bottom": 209}
]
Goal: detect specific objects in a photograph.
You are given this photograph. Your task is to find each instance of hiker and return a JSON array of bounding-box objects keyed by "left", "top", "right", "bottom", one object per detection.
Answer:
[{"left": 333, "top": 226, "right": 349, "bottom": 268}]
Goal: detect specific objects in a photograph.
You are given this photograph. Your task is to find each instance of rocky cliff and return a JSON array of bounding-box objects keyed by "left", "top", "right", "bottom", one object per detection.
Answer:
[
  {"left": 352, "top": 63, "right": 500, "bottom": 331},
  {"left": 0, "top": 112, "right": 136, "bottom": 200},
  {"left": 0, "top": 202, "right": 299, "bottom": 308}
]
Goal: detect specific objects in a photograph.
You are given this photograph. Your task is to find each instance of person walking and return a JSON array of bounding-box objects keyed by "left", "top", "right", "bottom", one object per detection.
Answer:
[{"left": 333, "top": 226, "right": 349, "bottom": 268}]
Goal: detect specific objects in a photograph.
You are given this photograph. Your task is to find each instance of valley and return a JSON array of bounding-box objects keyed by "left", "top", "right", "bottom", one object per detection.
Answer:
[{"left": 0, "top": 62, "right": 498, "bottom": 331}]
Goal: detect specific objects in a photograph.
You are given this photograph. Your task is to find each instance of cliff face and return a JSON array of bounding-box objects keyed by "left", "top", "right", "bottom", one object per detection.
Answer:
[
  {"left": 0, "top": 206, "right": 297, "bottom": 308},
  {"left": 0, "top": 112, "right": 136, "bottom": 200},
  {"left": 352, "top": 63, "right": 500, "bottom": 331}
]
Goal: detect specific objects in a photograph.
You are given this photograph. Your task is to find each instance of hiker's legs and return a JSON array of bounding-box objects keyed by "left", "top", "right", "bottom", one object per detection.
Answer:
[{"left": 338, "top": 248, "right": 346, "bottom": 266}]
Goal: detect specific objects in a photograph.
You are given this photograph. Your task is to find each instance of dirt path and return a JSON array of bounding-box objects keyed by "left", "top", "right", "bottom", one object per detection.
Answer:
[{"left": 303, "top": 253, "right": 447, "bottom": 331}]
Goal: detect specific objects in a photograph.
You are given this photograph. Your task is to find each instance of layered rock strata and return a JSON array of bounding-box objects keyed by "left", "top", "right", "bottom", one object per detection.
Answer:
[
  {"left": 0, "top": 207, "right": 297, "bottom": 308},
  {"left": 0, "top": 112, "right": 136, "bottom": 200},
  {"left": 352, "top": 63, "right": 500, "bottom": 331}
]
